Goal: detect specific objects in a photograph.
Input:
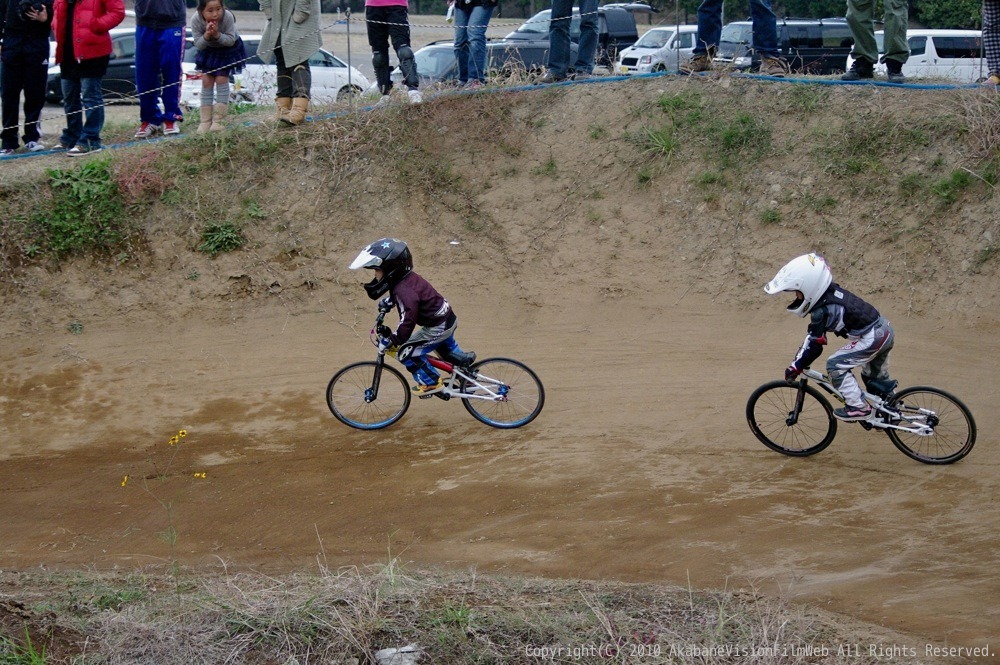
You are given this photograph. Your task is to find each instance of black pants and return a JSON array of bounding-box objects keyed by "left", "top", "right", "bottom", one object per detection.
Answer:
[
  {"left": 274, "top": 35, "right": 311, "bottom": 99},
  {"left": 1, "top": 52, "right": 48, "bottom": 149},
  {"left": 366, "top": 5, "right": 411, "bottom": 92}
]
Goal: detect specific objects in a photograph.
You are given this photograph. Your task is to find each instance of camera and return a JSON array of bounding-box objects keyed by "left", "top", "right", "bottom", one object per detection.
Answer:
[{"left": 19, "top": 0, "right": 44, "bottom": 19}]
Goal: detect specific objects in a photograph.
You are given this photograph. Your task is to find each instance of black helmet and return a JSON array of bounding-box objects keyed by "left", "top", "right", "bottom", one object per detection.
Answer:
[{"left": 349, "top": 238, "right": 413, "bottom": 299}]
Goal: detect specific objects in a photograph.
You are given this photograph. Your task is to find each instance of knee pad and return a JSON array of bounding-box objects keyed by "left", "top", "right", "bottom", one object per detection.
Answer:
[
  {"left": 372, "top": 50, "right": 393, "bottom": 94},
  {"left": 397, "top": 45, "right": 419, "bottom": 88}
]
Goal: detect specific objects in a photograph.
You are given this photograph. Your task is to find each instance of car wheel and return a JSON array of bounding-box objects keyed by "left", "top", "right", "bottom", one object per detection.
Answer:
[{"left": 337, "top": 85, "right": 362, "bottom": 102}]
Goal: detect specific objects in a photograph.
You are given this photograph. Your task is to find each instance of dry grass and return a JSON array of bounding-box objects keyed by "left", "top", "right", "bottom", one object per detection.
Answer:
[{"left": 0, "top": 564, "right": 922, "bottom": 664}]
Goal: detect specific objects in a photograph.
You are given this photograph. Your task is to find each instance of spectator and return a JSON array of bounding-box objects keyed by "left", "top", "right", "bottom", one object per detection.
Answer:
[
  {"left": 450, "top": 0, "right": 497, "bottom": 88},
  {"left": 682, "top": 0, "right": 787, "bottom": 76},
  {"left": 258, "top": 0, "right": 321, "bottom": 125},
  {"left": 133, "top": 0, "right": 188, "bottom": 137},
  {"left": 0, "top": 0, "right": 53, "bottom": 155},
  {"left": 366, "top": 0, "right": 421, "bottom": 104},
  {"left": 842, "top": 0, "right": 908, "bottom": 82},
  {"left": 190, "top": 0, "right": 246, "bottom": 132},
  {"left": 985, "top": 0, "right": 1000, "bottom": 85},
  {"left": 52, "top": 0, "right": 126, "bottom": 155},
  {"left": 538, "top": 0, "right": 597, "bottom": 83}
]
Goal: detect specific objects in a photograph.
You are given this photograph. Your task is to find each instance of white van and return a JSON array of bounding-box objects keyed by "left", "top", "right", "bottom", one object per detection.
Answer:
[
  {"left": 616, "top": 25, "right": 698, "bottom": 74},
  {"left": 847, "top": 29, "right": 988, "bottom": 83}
]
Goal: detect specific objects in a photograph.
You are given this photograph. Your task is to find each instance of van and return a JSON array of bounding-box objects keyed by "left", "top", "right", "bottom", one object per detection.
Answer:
[
  {"left": 504, "top": 4, "right": 654, "bottom": 69},
  {"left": 715, "top": 17, "right": 853, "bottom": 74},
  {"left": 616, "top": 25, "right": 699, "bottom": 74},
  {"left": 846, "top": 30, "right": 987, "bottom": 83}
]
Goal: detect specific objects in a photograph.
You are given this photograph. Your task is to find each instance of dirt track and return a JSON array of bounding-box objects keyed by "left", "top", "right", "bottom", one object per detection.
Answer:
[{"left": 1, "top": 282, "right": 997, "bottom": 653}]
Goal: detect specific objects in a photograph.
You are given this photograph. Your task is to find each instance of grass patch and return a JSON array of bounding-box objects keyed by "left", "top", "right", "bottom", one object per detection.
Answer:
[
  {"left": 930, "top": 169, "right": 973, "bottom": 204},
  {"left": 198, "top": 222, "right": 246, "bottom": 257}
]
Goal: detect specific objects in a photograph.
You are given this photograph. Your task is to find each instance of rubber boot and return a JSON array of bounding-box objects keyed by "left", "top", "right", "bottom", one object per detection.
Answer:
[
  {"left": 197, "top": 105, "right": 213, "bottom": 133},
  {"left": 283, "top": 97, "right": 309, "bottom": 126},
  {"left": 275, "top": 96, "right": 293, "bottom": 123},
  {"left": 210, "top": 103, "right": 228, "bottom": 131}
]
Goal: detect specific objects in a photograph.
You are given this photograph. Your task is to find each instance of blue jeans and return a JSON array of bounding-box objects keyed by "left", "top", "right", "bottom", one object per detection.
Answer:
[
  {"left": 60, "top": 77, "right": 105, "bottom": 149},
  {"left": 454, "top": 4, "right": 494, "bottom": 83},
  {"left": 693, "top": 0, "right": 779, "bottom": 58},
  {"left": 546, "top": 0, "right": 598, "bottom": 77}
]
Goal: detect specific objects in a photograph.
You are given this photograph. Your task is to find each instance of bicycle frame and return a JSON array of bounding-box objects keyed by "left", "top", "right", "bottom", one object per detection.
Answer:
[
  {"left": 365, "top": 311, "right": 509, "bottom": 406},
  {"left": 796, "top": 369, "right": 936, "bottom": 437}
]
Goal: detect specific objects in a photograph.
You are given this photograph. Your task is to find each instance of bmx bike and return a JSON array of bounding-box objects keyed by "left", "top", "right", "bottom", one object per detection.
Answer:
[
  {"left": 327, "top": 311, "right": 545, "bottom": 430},
  {"left": 746, "top": 368, "right": 976, "bottom": 465}
]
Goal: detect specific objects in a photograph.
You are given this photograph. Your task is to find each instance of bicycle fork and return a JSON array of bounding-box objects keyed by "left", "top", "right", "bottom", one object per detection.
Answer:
[{"left": 365, "top": 354, "right": 387, "bottom": 403}]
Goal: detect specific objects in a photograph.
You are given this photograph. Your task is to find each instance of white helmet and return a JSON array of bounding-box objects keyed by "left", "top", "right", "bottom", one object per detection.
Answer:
[{"left": 764, "top": 253, "right": 833, "bottom": 317}]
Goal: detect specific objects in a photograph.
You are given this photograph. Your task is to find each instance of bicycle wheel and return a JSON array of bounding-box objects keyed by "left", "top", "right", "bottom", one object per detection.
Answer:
[
  {"left": 885, "top": 386, "right": 976, "bottom": 464},
  {"left": 327, "top": 361, "right": 411, "bottom": 430},
  {"left": 461, "top": 358, "right": 544, "bottom": 429},
  {"left": 746, "top": 381, "right": 837, "bottom": 456}
]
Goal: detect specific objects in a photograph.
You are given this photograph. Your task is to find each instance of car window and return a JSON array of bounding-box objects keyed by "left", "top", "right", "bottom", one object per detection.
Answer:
[
  {"left": 822, "top": 25, "right": 852, "bottom": 48},
  {"left": 414, "top": 47, "right": 457, "bottom": 78},
  {"left": 908, "top": 36, "right": 926, "bottom": 56},
  {"left": 785, "top": 25, "right": 820, "bottom": 48},
  {"left": 308, "top": 51, "right": 333, "bottom": 67},
  {"left": 515, "top": 9, "right": 582, "bottom": 40},
  {"left": 114, "top": 35, "right": 135, "bottom": 59},
  {"left": 678, "top": 32, "right": 696, "bottom": 49},
  {"left": 635, "top": 29, "right": 670, "bottom": 48},
  {"left": 720, "top": 24, "right": 752, "bottom": 45},
  {"left": 933, "top": 36, "right": 982, "bottom": 58}
]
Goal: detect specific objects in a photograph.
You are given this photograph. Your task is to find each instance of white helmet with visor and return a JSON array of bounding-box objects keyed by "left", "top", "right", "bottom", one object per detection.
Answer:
[{"left": 764, "top": 253, "right": 833, "bottom": 317}]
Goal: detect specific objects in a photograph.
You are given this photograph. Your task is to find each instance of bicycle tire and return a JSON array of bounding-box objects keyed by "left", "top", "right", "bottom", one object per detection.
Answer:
[
  {"left": 461, "top": 358, "right": 544, "bottom": 429},
  {"left": 885, "top": 386, "right": 976, "bottom": 464},
  {"left": 746, "top": 381, "right": 837, "bottom": 456},
  {"left": 327, "top": 361, "right": 411, "bottom": 430}
]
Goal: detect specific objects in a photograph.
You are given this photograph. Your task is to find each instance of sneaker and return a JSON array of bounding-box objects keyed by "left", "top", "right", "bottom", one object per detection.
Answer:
[
  {"left": 986, "top": 73, "right": 1000, "bottom": 86},
  {"left": 536, "top": 72, "right": 568, "bottom": 84},
  {"left": 681, "top": 51, "right": 714, "bottom": 74},
  {"left": 134, "top": 122, "right": 161, "bottom": 138},
  {"left": 25, "top": 141, "right": 45, "bottom": 152},
  {"left": 0, "top": 148, "right": 15, "bottom": 156},
  {"left": 68, "top": 145, "right": 103, "bottom": 156},
  {"left": 163, "top": 120, "right": 181, "bottom": 135},
  {"left": 52, "top": 143, "right": 71, "bottom": 152},
  {"left": 884, "top": 59, "right": 906, "bottom": 84},
  {"left": 571, "top": 70, "right": 593, "bottom": 80},
  {"left": 759, "top": 57, "right": 788, "bottom": 77},
  {"left": 841, "top": 58, "right": 874, "bottom": 81},
  {"left": 411, "top": 378, "right": 445, "bottom": 395},
  {"left": 833, "top": 403, "right": 873, "bottom": 422},
  {"left": 407, "top": 88, "right": 422, "bottom": 104}
]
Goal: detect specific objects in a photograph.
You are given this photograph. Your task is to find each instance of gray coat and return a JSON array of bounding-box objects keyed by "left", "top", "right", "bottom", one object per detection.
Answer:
[{"left": 257, "top": 0, "right": 321, "bottom": 67}]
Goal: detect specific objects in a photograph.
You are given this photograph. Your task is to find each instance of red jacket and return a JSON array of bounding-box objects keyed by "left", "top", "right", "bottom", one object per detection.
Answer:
[{"left": 52, "top": 0, "right": 125, "bottom": 64}]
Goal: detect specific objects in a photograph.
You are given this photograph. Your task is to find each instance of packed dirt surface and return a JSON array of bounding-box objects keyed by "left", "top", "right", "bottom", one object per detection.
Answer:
[{"left": 1, "top": 73, "right": 999, "bottom": 659}]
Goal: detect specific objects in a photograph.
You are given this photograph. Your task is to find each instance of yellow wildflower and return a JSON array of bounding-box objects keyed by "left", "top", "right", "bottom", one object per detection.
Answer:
[
  {"left": 193, "top": 472, "right": 206, "bottom": 479},
  {"left": 121, "top": 475, "right": 129, "bottom": 487}
]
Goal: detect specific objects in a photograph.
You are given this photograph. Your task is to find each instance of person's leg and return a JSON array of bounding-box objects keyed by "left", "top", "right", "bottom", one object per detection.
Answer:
[
  {"left": 60, "top": 76, "right": 83, "bottom": 148},
  {"left": 860, "top": 320, "right": 895, "bottom": 394},
  {"left": 199, "top": 73, "right": 216, "bottom": 132},
  {"left": 881, "top": 0, "right": 909, "bottom": 66},
  {"left": 367, "top": 6, "right": 393, "bottom": 95},
  {"left": 453, "top": 6, "right": 471, "bottom": 84},
  {"left": 467, "top": 5, "right": 494, "bottom": 82},
  {"left": 79, "top": 76, "right": 105, "bottom": 148},
  {"left": 0, "top": 62, "right": 21, "bottom": 149},
  {"left": 21, "top": 58, "right": 48, "bottom": 145},
  {"left": 546, "top": 0, "right": 573, "bottom": 79},
  {"left": 211, "top": 74, "right": 230, "bottom": 130},
  {"left": 158, "top": 26, "right": 186, "bottom": 124},
  {"left": 985, "top": 0, "right": 1000, "bottom": 77},
  {"left": 572, "top": 0, "right": 599, "bottom": 74},
  {"left": 748, "top": 0, "right": 780, "bottom": 59},
  {"left": 827, "top": 328, "right": 889, "bottom": 411},
  {"left": 845, "top": 0, "right": 877, "bottom": 65},
  {"left": 134, "top": 25, "right": 161, "bottom": 125},
  {"left": 387, "top": 6, "right": 418, "bottom": 90},
  {"left": 693, "top": 0, "right": 723, "bottom": 56}
]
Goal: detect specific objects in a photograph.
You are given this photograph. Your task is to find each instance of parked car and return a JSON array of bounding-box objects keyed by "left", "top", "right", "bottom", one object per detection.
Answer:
[
  {"left": 616, "top": 24, "right": 698, "bottom": 74},
  {"left": 45, "top": 27, "right": 141, "bottom": 103},
  {"left": 714, "top": 17, "right": 853, "bottom": 74},
  {"left": 180, "top": 36, "right": 371, "bottom": 108},
  {"left": 846, "top": 30, "right": 987, "bottom": 83},
  {"left": 373, "top": 38, "right": 571, "bottom": 90},
  {"left": 504, "top": 4, "right": 654, "bottom": 69}
]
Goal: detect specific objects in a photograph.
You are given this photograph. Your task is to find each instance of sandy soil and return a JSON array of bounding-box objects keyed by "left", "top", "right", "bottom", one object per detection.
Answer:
[{"left": 2, "top": 73, "right": 999, "bottom": 659}]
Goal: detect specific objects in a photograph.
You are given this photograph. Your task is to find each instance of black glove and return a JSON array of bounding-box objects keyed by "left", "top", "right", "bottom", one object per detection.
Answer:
[
  {"left": 377, "top": 297, "right": 394, "bottom": 313},
  {"left": 376, "top": 324, "right": 392, "bottom": 338},
  {"left": 785, "top": 365, "right": 802, "bottom": 381}
]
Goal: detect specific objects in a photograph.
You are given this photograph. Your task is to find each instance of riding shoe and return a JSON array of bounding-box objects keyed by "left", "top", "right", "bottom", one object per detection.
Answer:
[{"left": 833, "top": 403, "right": 872, "bottom": 421}]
